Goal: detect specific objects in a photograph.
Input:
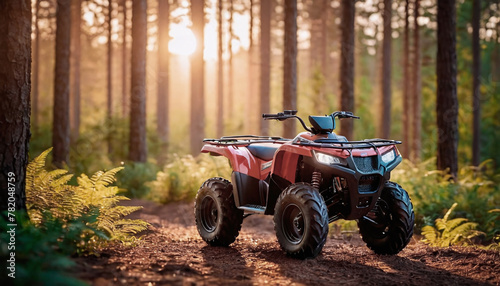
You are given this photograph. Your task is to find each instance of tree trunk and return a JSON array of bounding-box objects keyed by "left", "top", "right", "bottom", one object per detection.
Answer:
[
  {"left": 33, "top": 0, "right": 41, "bottom": 135},
  {"left": 190, "top": 0, "right": 205, "bottom": 154},
  {"left": 401, "top": 0, "right": 410, "bottom": 159},
  {"left": 121, "top": 0, "right": 128, "bottom": 118},
  {"left": 379, "top": 0, "right": 392, "bottom": 139},
  {"left": 216, "top": 0, "right": 223, "bottom": 138},
  {"left": 245, "top": 0, "right": 255, "bottom": 135},
  {"left": 157, "top": 0, "right": 170, "bottom": 162},
  {"left": 227, "top": 0, "right": 234, "bottom": 121},
  {"left": 411, "top": 0, "right": 422, "bottom": 161},
  {"left": 260, "top": 0, "right": 271, "bottom": 136},
  {"left": 472, "top": 0, "right": 481, "bottom": 166},
  {"left": 52, "top": 0, "right": 72, "bottom": 168},
  {"left": 129, "top": 0, "right": 148, "bottom": 162},
  {"left": 0, "top": 0, "right": 31, "bottom": 213},
  {"left": 70, "top": 0, "right": 82, "bottom": 143},
  {"left": 107, "top": 0, "right": 114, "bottom": 156},
  {"left": 320, "top": 0, "right": 329, "bottom": 101},
  {"left": 436, "top": 0, "right": 458, "bottom": 178},
  {"left": 283, "top": 0, "right": 298, "bottom": 139},
  {"left": 339, "top": 0, "right": 355, "bottom": 140}
]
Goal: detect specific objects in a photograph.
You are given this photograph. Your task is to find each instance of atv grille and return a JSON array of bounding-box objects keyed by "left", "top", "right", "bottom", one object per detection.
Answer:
[
  {"left": 353, "top": 156, "right": 378, "bottom": 173},
  {"left": 358, "top": 175, "right": 380, "bottom": 193}
]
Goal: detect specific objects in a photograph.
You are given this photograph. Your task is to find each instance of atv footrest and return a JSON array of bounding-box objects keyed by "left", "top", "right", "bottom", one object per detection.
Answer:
[{"left": 239, "top": 205, "right": 266, "bottom": 214}]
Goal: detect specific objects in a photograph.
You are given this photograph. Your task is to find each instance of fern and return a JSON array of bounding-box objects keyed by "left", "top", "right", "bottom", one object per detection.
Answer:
[
  {"left": 25, "top": 149, "right": 149, "bottom": 252},
  {"left": 422, "top": 203, "right": 483, "bottom": 247}
]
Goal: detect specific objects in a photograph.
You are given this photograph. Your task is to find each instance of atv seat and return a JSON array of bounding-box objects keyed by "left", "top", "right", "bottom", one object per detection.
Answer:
[{"left": 247, "top": 143, "right": 279, "bottom": 161}]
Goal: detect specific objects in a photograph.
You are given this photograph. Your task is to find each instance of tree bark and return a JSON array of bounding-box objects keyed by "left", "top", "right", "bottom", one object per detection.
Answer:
[
  {"left": 216, "top": 0, "right": 223, "bottom": 138},
  {"left": 52, "top": 0, "right": 71, "bottom": 168},
  {"left": 260, "top": 0, "right": 271, "bottom": 136},
  {"left": 379, "top": 0, "right": 392, "bottom": 139},
  {"left": 339, "top": 0, "right": 355, "bottom": 140},
  {"left": 472, "top": 0, "right": 481, "bottom": 166},
  {"left": 283, "top": 0, "right": 298, "bottom": 139},
  {"left": 107, "top": 0, "right": 114, "bottom": 155},
  {"left": 411, "top": 0, "right": 422, "bottom": 161},
  {"left": 129, "top": 0, "right": 148, "bottom": 162},
  {"left": 70, "top": 0, "right": 82, "bottom": 143},
  {"left": 0, "top": 0, "right": 31, "bottom": 213},
  {"left": 190, "top": 0, "right": 205, "bottom": 154},
  {"left": 436, "top": 0, "right": 458, "bottom": 178},
  {"left": 402, "top": 0, "right": 411, "bottom": 159},
  {"left": 121, "top": 0, "right": 128, "bottom": 118},
  {"left": 157, "top": 0, "right": 170, "bottom": 162},
  {"left": 33, "top": 0, "right": 41, "bottom": 135}
]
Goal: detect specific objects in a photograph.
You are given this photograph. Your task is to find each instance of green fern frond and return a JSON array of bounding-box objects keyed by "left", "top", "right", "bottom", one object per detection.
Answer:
[{"left": 421, "top": 203, "right": 483, "bottom": 247}]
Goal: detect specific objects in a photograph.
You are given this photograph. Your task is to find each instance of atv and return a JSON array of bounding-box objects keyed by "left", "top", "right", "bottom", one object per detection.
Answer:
[{"left": 195, "top": 110, "right": 414, "bottom": 259}]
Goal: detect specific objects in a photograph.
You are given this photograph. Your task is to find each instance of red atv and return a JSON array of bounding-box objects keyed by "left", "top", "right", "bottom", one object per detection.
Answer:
[{"left": 195, "top": 110, "right": 414, "bottom": 259}]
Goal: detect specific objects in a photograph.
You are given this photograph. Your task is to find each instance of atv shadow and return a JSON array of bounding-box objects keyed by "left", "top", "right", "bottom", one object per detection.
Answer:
[
  {"left": 257, "top": 247, "right": 487, "bottom": 285},
  {"left": 200, "top": 245, "right": 255, "bottom": 284}
]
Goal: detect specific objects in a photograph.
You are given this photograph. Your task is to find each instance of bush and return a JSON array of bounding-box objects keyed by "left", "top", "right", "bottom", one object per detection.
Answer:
[
  {"left": 116, "top": 162, "right": 158, "bottom": 198},
  {"left": 147, "top": 154, "right": 231, "bottom": 204},
  {"left": 392, "top": 158, "right": 500, "bottom": 243}
]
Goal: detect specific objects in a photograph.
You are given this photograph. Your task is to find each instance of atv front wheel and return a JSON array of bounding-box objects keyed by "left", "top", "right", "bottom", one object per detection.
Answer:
[
  {"left": 274, "top": 183, "right": 329, "bottom": 259},
  {"left": 358, "top": 181, "right": 414, "bottom": 254},
  {"left": 195, "top": 177, "right": 243, "bottom": 246}
]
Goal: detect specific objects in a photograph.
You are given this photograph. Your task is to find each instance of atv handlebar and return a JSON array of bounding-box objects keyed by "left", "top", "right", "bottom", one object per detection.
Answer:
[
  {"left": 262, "top": 110, "right": 360, "bottom": 134},
  {"left": 262, "top": 110, "right": 312, "bottom": 132}
]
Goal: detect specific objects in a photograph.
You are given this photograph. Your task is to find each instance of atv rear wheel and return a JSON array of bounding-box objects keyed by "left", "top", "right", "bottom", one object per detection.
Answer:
[
  {"left": 195, "top": 177, "right": 243, "bottom": 246},
  {"left": 274, "top": 183, "right": 329, "bottom": 259},
  {"left": 358, "top": 181, "right": 414, "bottom": 254}
]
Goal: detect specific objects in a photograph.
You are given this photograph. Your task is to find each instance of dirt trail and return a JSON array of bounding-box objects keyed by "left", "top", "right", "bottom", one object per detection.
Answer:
[{"left": 75, "top": 199, "right": 500, "bottom": 285}]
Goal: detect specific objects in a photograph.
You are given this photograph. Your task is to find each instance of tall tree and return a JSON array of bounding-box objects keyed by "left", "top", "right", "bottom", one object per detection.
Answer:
[
  {"left": 70, "top": 0, "right": 82, "bottom": 142},
  {"left": 402, "top": 0, "right": 411, "bottom": 158},
  {"left": 33, "top": 0, "right": 41, "bottom": 135},
  {"left": 245, "top": 0, "right": 256, "bottom": 134},
  {"left": 436, "top": 0, "right": 458, "bottom": 178},
  {"left": 129, "top": 0, "right": 148, "bottom": 162},
  {"left": 472, "top": 0, "right": 481, "bottom": 166},
  {"left": 379, "top": 0, "right": 392, "bottom": 139},
  {"left": 190, "top": 0, "right": 205, "bottom": 154},
  {"left": 157, "top": 0, "right": 170, "bottom": 161},
  {"left": 339, "top": 0, "right": 355, "bottom": 140},
  {"left": 52, "top": 0, "right": 72, "bottom": 168},
  {"left": 0, "top": 0, "right": 31, "bottom": 213},
  {"left": 411, "top": 0, "right": 422, "bottom": 161},
  {"left": 216, "top": 0, "right": 223, "bottom": 137},
  {"left": 121, "top": 0, "right": 128, "bottom": 117},
  {"left": 227, "top": 0, "right": 234, "bottom": 120},
  {"left": 260, "top": 0, "right": 271, "bottom": 136},
  {"left": 283, "top": 0, "right": 298, "bottom": 138},
  {"left": 107, "top": 0, "right": 114, "bottom": 155}
]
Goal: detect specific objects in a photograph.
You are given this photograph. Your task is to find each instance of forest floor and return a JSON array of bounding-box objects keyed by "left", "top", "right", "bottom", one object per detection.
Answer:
[{"left": 74, "top": 199, "right": 500, "bottom": 286}]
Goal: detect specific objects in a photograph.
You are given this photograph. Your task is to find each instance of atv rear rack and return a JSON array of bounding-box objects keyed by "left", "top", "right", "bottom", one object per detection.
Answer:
[{"left": 203, "top": 135, "right": 291, "bottom": 146}]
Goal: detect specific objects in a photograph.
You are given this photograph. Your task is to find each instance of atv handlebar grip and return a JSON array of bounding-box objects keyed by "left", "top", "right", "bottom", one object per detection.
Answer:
[{"left": 262, "top": 113, "right": 276, "bottom": 118}]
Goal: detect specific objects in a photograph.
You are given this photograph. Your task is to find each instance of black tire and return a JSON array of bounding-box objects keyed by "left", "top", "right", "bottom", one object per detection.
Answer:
[
  {"left": 195, "top": 177, "right": 243, "bottom": 246},
  {"left": 274, "top": 183, "right": 329, "bottom": 259},
  {"left": 358, "top": 181, "right": 415, "bottom": 255}
]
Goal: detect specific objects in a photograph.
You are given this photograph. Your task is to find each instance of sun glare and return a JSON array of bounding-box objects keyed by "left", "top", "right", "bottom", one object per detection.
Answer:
[{"left": 169, "top": 24, "right": 196, "bottom": 56}]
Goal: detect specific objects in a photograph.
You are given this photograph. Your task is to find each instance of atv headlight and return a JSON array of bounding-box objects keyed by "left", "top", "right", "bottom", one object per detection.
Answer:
[
  {"left": 315, "top": 152, "right": 344, "bottom": 166},
  {"left": 381, "top": 149, "right": 396, "bottom": 163}
]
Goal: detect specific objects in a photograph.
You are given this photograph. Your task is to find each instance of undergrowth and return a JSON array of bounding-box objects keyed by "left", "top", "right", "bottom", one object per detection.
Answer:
[
  {"left": 147, "top": 154, "right": 231, "bottom": 204},
  {"left": 0, "top": 148, "right": 149, "bottom": 284},
  {"left": 392, "top": 158, "right": 500, "bottom": 247}
]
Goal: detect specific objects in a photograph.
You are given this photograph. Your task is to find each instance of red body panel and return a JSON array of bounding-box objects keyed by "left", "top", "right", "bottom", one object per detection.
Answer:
[{"left": 201, "top": 144, "right": 274, "bottom": 180}]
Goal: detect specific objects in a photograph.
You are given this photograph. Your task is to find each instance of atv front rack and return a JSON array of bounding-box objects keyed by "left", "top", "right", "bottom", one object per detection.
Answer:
[
  {"left": 293, "top": 138, "right": 401, "bottom": 150},
  {"left": 203, "top": 135, "right": 291, "bottom": 146}
]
